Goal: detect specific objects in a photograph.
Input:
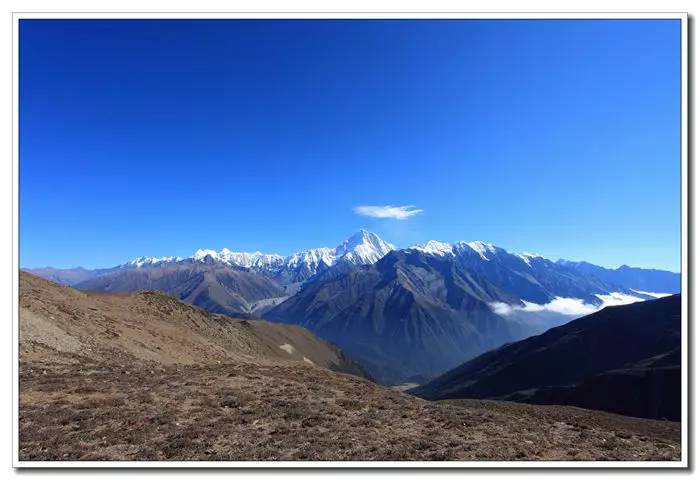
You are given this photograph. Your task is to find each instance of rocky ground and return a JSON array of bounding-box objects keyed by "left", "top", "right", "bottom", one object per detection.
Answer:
[{"left": 20, "top": 361, "right": 680, "bottom": 461}]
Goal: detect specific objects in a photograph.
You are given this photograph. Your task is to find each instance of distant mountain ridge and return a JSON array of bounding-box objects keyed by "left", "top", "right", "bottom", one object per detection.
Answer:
[
  {"left": 24, "top": 231, "right": 681, "bottom": 384},
  {"left": 26, "top": 231, "right": 679, "bottom": 295},
  {"left": 33, "top": 231, "right": 395, "bottom": 319},
  {"left": 557, "top": 260, "right": 680, "bottom": 293}
]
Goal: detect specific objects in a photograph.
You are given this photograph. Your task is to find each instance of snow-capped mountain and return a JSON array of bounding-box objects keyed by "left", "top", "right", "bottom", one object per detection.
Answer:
[
  {"left": 334, "top": 229, "right": 395, "bottom": 264},
  {"left": 408, "top": 238, "right": 652, "bottom": 307},
  {"left": 122, "top": 256, "right": 183, "bottom": 268},
  {"left": 411, "top": 239, "right": 544, "bottom": 267},
  {"left": 183, "top": 230, "right": 396, "bottom": 283},
  {"left": 190, "top": 249, "right": 285, "bottom": 270},
  {"left": 60, "top": 230, "right": 397, "bottom": 320}
]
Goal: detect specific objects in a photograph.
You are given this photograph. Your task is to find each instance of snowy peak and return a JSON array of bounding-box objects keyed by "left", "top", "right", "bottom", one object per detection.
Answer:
[
  {"left": 335, "top": 230, "right": 395, "bottom": 265},
  {"left": 411, "top": 239, "right": 501, "bottom": 260},
  {"left": 191, "top": 248, "right": 285, "bottom": 269},
  {"left": 192, "top": 249, "right": 220, "bottom": 262},
  {"left": 124, "top": 256, "right": 182, "bottom": 268},
  {"left": 412, "top": 240, "right": 454, "bottom": 256},
  {"left": 465, "top": 241, "right": 498, "bottom": 260},
  {"left": 218, "top": 249, "right": 285, "bottom": 269},
  {"left": 516, "top": 252, "right": 544, "bottom": 267},
  {"left": 183, "top": 231, "right": 395, "bottom": 276},
  {"left": 285, "top": 247, "right": 336, "bottom": 269},
  {"left": 411, "top": 239, "right": 544, "bottom": 266}
]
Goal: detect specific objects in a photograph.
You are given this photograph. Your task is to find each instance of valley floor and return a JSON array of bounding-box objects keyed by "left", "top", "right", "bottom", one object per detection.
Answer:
[{"left": 19, "top": 360, "right": 681, "bottom": 462}]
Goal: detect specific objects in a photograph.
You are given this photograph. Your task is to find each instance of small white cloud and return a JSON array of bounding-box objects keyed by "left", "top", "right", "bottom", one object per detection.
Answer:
[
  {"left": 353, "top": 205, "right": 423, "bottom": 220},
  {"left": 490, "top": 302, "right": 516, "bottom": 316}
]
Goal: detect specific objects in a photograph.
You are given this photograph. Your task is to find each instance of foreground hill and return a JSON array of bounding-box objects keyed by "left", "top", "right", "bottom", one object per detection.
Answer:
[
  {"left": 18, "top": 273, "right": 680, "bottom": 461},
  {"left": 19, "top": 272, "right": 365, "bottom": 376},
  {"left": 411, "top": 295, "right": 681, "bottom": 420}
]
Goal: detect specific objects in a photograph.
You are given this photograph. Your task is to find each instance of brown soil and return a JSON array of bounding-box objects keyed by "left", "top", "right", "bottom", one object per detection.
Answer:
[{"left": 18, "top": 272, "right": 681, "bottom": 461}]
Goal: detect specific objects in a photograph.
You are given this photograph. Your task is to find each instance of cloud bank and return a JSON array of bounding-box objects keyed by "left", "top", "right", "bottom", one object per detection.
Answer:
[
  {"left": 490, "top": 292, "right": 648, "bottom": 317},
  {"left": 353, "top": 205, "right": 423, "bottom": 220}
]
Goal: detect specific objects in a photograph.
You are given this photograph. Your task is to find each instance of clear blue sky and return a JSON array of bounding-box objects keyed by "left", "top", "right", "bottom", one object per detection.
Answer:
[{"left": 19, "top": 19, "right": 681, "bottom": 271}]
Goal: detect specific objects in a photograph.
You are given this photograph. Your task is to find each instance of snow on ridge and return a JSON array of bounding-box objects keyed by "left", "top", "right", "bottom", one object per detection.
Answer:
[
  {"left": 218, "top": 249, "right": 285, "bottom": 269},
  {"left": 466, "top": 240, "right": 497, "bottom": 260},
  {"left": 516, "top": 252, "right": 543, "bottom": 267},
  {"left": 192, "top": 249, "right": 221, "bottom": 262},
  {"left": 190, "top": 248, "right": 284, "bottom": 268},
  {"left": 125, "top": 231, "right": 556, "bottom": 274},
  {"left": 285, "top": 247, "right": 336, "bottom": 269},
  {"left": 411, "top": 240, "right": 454, "bottom": 256},
  {"left": 412, "top": 239, "right": 536, "bottom": 263},
  {"left": 184, "top": 231, "right": 394, "bottom": 272},
  {"left": 338, "top": 230, "right": 395, "bottom": 264},
  {"left": 411, "top": 239, "right": 499, "bottom": 260},
  {"left": 126, "top": 256, "right": 182, "bottom": 268}
]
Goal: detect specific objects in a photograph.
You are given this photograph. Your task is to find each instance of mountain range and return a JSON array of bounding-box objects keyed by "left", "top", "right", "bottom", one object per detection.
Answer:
[
  {"left": 25, "top": 230, "right": 680, "bottom": 384},
  {"left": 411, "top": 295, "right": 681, "bottom": 420}
]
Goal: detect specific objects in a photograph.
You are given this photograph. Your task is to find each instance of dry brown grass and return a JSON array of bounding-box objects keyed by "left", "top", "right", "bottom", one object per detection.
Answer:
[{"left": 19, "top": 361, "right": 680, "bottom": 461}]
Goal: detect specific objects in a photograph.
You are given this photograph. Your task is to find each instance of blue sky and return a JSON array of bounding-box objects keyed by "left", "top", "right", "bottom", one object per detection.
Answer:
[{"left": 20, "top": 19, "right": 681, "bottom": 271}]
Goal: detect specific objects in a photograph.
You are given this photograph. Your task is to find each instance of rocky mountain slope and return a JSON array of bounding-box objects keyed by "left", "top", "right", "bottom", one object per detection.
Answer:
[
  {"left": 48, "top": 231, "right": 394, "bottom": 317},
  {"left": 73, "top": 261, "right": 287, "bottom": 318},
  {"left": 411, "top": 240, "right": 625, "bottom": 304},
  {"left": 266, "top": 245, "right": 661, "bottom": 384},
  {"left": 18, "top": 272, "right": 680, "bottom": 461},
  {"left": 411, "top": 295, "right": 681, "bottom": 420}
]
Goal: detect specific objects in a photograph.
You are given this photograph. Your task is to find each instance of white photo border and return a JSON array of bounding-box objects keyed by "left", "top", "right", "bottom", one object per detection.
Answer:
[{"left": 11, "top": 11, "right": 689, "bottom": 469}]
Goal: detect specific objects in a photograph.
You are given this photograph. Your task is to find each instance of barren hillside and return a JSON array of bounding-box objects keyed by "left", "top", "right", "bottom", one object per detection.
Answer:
[{"left": 19, "top": 272, "right": 365, "bottom": 375}]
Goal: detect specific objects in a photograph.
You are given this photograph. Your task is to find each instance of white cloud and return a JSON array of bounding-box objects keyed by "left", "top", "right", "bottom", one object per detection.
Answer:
[
  {"left": 595, "top": 292, "right": 648, "bottom": 306},
  {"left": 630, "top": 289, "right": 673, "bottom": 298},
  {"left": 490, "top": 292, "right": 647, "bottom": 318},
  {"left": 353, "top": 205, "right": 423, "bottom": 220}
]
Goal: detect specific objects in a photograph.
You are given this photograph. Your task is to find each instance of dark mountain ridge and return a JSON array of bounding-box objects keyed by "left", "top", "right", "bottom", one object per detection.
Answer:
[{"left": 410, "top": 295, "right": 681, "bottom": 420}]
